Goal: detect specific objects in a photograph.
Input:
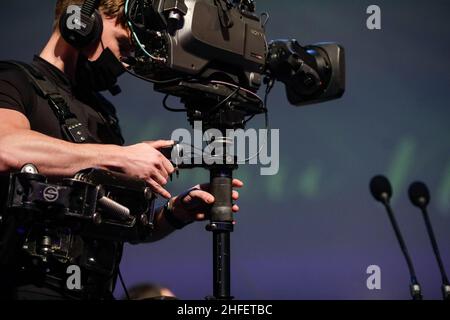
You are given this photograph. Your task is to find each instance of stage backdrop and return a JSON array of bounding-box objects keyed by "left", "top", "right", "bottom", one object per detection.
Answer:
[{"left": 1, "top": 0, "right": 449, "bottom": 299}]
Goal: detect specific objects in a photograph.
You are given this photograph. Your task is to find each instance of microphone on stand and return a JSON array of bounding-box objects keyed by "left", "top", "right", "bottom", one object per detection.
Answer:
[
  {"left": 408, "top": 181, "right": 450, "bottom": 301},
  {"left": 369, "top": 175, "right": 423, "bottom": 300}
]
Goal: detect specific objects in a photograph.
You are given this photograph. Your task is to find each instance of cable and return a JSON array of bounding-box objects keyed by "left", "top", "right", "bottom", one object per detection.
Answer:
[
  {"left": 127, "top": 56, "right": 272, "bottom": 165},
  {"left": 260, "top": 12, "right": 270, "bottom": 29},
  {"left": 210, "top": 80, "right": 264, "bottom": 107},
  {"left": 207, "top": 86, "right": 241, "bottom": 115},
  {"left": 263, "top": 78, "right": 275, "bottom": 127},
  {"left": 124, "top": 67, "right": 185, "bottom": 84},
  {"left": 118, "top": 268, "right": 130, "bottom": 300},
  {"left": 125, "top": 0, "right": 166, "bottom": 63},
  {"left": 236, "top": 80, "right": 273, "bottom": 163},
  {"left": 242, "top": 79, "right": 271, "bottom": 126},
  {"left": 178, "top": 142, "right": 205, "bottom": 156},
  {"left": 191, "top": 80, "right": 272, "bottom": 164}
]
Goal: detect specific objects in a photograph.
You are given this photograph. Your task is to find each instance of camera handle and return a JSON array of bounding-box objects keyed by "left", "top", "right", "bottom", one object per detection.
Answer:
[{"left": 206, "top": 166, "right": 235, "bottom": 300}]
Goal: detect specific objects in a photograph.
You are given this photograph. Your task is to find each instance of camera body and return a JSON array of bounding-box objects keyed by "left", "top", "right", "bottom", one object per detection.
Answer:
[
  {"left": 151, "top": 0, "right": 265, "bottom": 86},
  {"left": 126, "top": 0, "right": 345, "bottom": 108}
]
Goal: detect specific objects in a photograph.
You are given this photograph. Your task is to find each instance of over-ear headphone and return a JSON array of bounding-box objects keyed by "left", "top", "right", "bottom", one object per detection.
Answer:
[{"left": 59, "top": 0, "right": 103, "bottom": 49}]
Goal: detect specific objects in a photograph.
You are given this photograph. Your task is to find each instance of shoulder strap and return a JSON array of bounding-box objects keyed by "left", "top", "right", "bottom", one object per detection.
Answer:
[
  {"left": 93, "top": 93, "right": 125, "bottom": 146},
  {"left": 0, "top": 61, "right": 90, "bottom": 143}
]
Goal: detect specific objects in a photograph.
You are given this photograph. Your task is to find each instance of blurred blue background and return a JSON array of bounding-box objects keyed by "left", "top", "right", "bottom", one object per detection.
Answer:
[{"left": 1, "top": 0, "right": 449, "bottom": 299}]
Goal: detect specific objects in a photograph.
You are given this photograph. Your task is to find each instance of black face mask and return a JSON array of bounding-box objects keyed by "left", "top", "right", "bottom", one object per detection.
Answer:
[{"left": 76, "top": 48, "right": 125, "bottom": 94}]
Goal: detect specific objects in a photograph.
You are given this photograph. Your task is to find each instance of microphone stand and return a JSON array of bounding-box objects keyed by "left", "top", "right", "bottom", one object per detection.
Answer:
[
  {"left": 419, "top": 206, "right": 450, "bottom": 300},
  {"left": 382, "top": 199, "right": 423, "bottom": 300}
]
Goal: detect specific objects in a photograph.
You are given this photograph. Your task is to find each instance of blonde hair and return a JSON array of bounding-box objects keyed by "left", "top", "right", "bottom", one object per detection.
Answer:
[{"left": 53, "top": 0, "right": 127, "bottom": 29}]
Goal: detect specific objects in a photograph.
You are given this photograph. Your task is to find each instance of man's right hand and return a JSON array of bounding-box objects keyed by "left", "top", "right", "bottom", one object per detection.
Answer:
[
  {"left": 121, "top": 140, "right": 175, "bottom": 199},
  {"left": 0, "top": 109, "right": 175, "bottom": 198}
]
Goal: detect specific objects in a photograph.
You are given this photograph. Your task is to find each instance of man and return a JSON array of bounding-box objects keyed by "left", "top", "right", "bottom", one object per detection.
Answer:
[{"left": 0, "top": 0, "right": 242, "bottom": 299}]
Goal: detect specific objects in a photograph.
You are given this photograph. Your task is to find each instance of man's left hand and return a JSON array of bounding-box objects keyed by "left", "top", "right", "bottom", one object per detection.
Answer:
[{"left": 169, "top": 179, "right": 244, "bottom": 223}]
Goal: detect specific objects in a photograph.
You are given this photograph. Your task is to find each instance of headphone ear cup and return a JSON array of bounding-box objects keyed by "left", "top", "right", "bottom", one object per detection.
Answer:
[
  {"left": 59, "top": 9, "right": 103, "bottom": 49},
  {"left": 90, "top": 10, "right": 103, "bottom": 46}
]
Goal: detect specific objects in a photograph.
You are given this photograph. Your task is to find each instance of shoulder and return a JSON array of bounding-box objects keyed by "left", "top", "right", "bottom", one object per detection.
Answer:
[
  {"left": 0, "top": 61, "right": 37, "bottom": 116},
  {"left": 0, "top": 61, "right": 35, "bottom": 91}
]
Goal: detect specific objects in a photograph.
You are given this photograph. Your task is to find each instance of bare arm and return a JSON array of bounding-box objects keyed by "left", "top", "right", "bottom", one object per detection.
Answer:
[
  {"left": 0, "top": 108, "right": 175, "bottom": 197},
  {"left": 0, "top": 108, "right": 183, "bottom": 239},
  {"left": 0, "top": 109, "right": 123, "bottom": 176}
]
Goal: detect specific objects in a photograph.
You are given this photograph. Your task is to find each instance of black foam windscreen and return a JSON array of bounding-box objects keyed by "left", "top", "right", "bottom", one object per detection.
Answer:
[
  {"left": 408, "top": 181, "right": 430, "bottom": 208},
  {"left": 369, "top": 175, "right": 392, "bottom": 202}
]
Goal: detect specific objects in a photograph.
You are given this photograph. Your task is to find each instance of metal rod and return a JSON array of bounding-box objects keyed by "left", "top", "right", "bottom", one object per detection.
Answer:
[{"left": 213, "top": 231, "right": 231, "bottom": 299}]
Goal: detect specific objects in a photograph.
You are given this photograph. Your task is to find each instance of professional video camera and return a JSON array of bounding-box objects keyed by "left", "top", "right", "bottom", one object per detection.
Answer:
[{"left": 125, "top": 0, "right": 345, "bottom": 129}]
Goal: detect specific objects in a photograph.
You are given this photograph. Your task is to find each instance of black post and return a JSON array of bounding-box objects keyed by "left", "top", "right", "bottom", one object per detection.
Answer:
[
  {"left": 207, "top": 167, "right": 234, "bottom": 300},
  {"left": 420, "top": 207, "right": 450, "bottom": 300},
  {"left": 383, "top": 202, "right": 422, "bottom": 300},
  {"left": 213, "top": 231, "right": 231, "bottom": 298}
]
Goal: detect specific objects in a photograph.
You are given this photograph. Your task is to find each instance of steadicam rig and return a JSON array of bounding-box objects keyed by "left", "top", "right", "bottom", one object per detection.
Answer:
[
  {"left": 6, "top": 164, "right": 156, "bottom": 246},
  {"left": 123, "top": 0, "right": 346, "bottom": 300}
]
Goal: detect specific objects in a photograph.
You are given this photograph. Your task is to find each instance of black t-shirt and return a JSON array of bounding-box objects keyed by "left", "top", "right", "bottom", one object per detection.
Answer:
[
  {"left": 0, "top": 56, "right": 124, "bottom": 143},
  {"left": 0, "top": 56, "right": 125, "bottom": 299}
]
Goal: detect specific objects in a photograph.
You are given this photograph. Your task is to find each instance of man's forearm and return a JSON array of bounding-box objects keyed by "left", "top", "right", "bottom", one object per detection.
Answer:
[
  {"left": 0, "top": 129, "right": 123, "bottom": 176},
  {"left": 0, "top": 128, "right": 182, "bottom": 244}
]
